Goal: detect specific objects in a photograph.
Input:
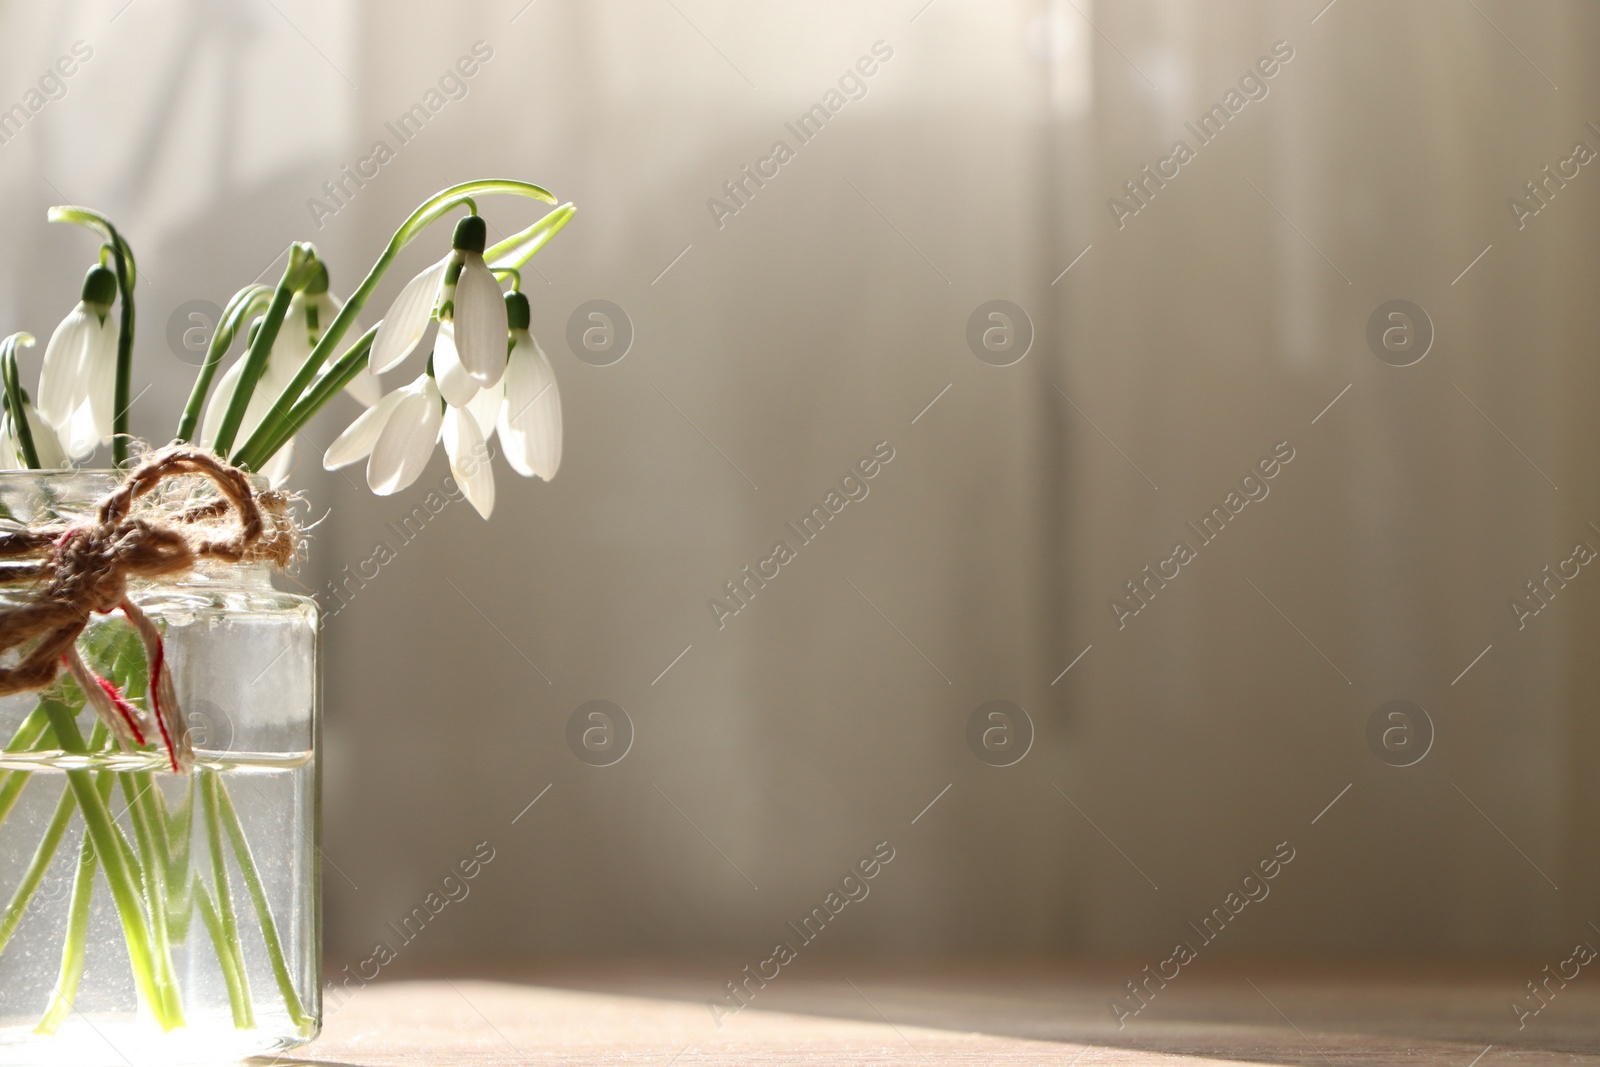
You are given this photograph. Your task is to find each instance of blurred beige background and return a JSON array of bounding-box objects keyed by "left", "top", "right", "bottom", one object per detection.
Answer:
[{"left": 1, "top": 0, "right": 1598, "bottom": 975}]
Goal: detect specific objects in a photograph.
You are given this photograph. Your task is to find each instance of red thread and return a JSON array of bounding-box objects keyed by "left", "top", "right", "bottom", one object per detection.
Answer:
[
  {"left": 149, "top": 639, "right": 177, "bottom": 773},
  {"left": 124, "top": 599, "right": 179, "bottom": 773},
  {"left": 94, "top": 674, "right": 147, "bottom": 747}
]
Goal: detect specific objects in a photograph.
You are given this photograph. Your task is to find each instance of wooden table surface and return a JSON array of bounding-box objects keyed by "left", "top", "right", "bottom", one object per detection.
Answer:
[{"left": 283, "top": 960, "right": 1600, "bottom": 1065}]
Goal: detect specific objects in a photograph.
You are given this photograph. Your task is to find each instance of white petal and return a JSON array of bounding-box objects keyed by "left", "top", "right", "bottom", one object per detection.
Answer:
[
  {"left": 324, "top": 388, "right": 404, "bottom": 470},
  {"left": 200, "top": 359, "right": 246, "bottom": 449},
  {"left": 344, "top": 365, "right": 382, "bottom": 408},
  {"left": 201, "top": 350, "right": 286, "bottom": 454},
  {"left": 367, "top": 377, "right": 443, "bottom": 495},
  {"left": 452, "top": 254, "right": 508, "bottom": 387},
  {"left": 442, "top": 406, "right": 495, "bottom": 519},
  {"left": 0, "top": 414, "right": 16, "bottom": 469},
  {"left": 431, "top": 320, "right": 479, "bottom": 407},
  {"left": 38, "top": 305, "right": 95, "bottom": 427},
  {"left": 495, "top": 341, "right": 536, "bottom": 477},
  {"left": 63, "top": 398, "right": 100, "bottom": 460},
  {"left": 500, "top": 336, "right": 562, "bottom": 480},
  {"left": 24, "top": 401, "right": 66, "bottom": 469},
  {"left": 271, "top": 294, "right": 315, "bottom": 378},
  {"left": 261, "top": 438, "right": 296, "bottom": 488},
  {"left": 370, "top": 258, "right": 447, "bottom": 374},
  {"left": 465, "top": 378, "right": 502, "bottom": 438},
  {"left": 81, "top": 314, "right": 119, "bottom": 448},
  {"left": 250, "top": 353, "right": 298, "bottom": 428}
]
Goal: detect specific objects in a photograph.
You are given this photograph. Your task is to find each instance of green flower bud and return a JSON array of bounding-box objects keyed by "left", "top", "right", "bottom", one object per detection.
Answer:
[
  {"left": 451, "top": 215, "right": 487, "bottom": 254},
  {"left": 305, "top": 259, "right": 330, "bottom": 295},
  {"left": 80, "top": 265, "right": 117, "bottom": 307},
  {"left": 505, "top": 290, "right": 531, "bottom": 330}
]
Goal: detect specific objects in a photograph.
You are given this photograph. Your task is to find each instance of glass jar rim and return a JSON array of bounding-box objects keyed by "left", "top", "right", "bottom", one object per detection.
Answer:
[{"left": 0, "top": 467, "right": 269, "bottom": 487}]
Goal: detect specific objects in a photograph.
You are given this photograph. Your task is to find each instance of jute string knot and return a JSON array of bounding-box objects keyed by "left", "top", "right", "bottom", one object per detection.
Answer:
[{"left": 0, "top": 444, "right": 297, "bottom": 769}]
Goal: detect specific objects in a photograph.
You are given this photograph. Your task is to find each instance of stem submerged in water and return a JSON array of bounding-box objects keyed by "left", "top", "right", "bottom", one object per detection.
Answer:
[
  {"left": 201, "top": 769, "right": 255, "bottom": 1027},
  {"left": 195, "top": 881, "right": 254, "bottom": 1028},
  {"left": 0, "top": 756, "right": 75, "bottom": 958},
  {"left": 38, "top": 701, "right": 178, "bottom": 1030},
  {"left": 208, "top": 771, "right": 312, "bottom": 1032},
  {"left": 0, "top": 707, "right": 53, "bottom": 830},
  {"left": 120, "top": 771, "right": 184, "bottom": 1023},
  {"left": 34, "top": 757, "right": 116, "bottom": 1036}
]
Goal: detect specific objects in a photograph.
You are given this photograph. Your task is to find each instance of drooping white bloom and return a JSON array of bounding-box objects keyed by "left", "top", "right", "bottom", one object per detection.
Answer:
[
  {"left": 298, "top": 270, "right": 382, "bottom": 406},
  {"left": 323, "top": 289, "right": 558, "bottom": 516},
  {"left": 498, "top": 331, "right": 562, "bottom": 481},
  {"left": 322, "top": 373, "right": 443, "bottom": 496},
  {"left": 450, "top": 239, "right": 508, "bottom": 387},
  {"left": 368, "top": 257, "right": 447, "bottom": 375},
  {"left": 0, "top": 416, "right": 17, "bottom": 470},
  {"left": 368, "top": 375, "right": 444, "bottom": 495},
  {"left": 367, "top": 215, "right": 506, "bottom": 387},
  {"left": 323, "top": 387, "right": 405, "bottom": 471},
  {"left": 476, "top": 292, "right": 561, "bottom": 482},
  {"left": 0, "top": 396, "right": 68, "bottom": 470},
  {"left": 431, "top": 320, "right": 478, "bottom": 408},
  {"left": 199, "top": 349, "right": 266, "bottom": 452},
  {"left": 203, "top": 276, "right": 373, "bottom": 487},
  {"left": 38, "top": 266, "right": 118, "bottom": 460},
  {"left": 201, "top": 311, "right": 299, "bottom": 485},
  {"left": 442, "top": 405, "right": 494, "bottom": 519}
]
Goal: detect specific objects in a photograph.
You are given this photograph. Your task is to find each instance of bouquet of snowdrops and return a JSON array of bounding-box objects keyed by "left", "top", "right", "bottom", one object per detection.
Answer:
[
  {"left": 3, "top": 180, "right": 571, "bottom": 507},
  {"left": 0, "top": 181, "right": 572, "bottom": 1043}
]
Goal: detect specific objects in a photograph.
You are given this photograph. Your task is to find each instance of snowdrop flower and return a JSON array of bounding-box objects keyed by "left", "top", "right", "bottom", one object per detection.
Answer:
[
  {"left": 202, "top": 263, "right": 376, "bottom": 486},
  {"left": 322, "top": 373, "right": 443, "bottom": 496},
  {"left": 322, "top": 292, "right": 557, "bottom": 519},
  {"left": 0, "top": 394, "right": 67, "bottom": 470},
  {"left": 200, "top": 313, "right": 299, "bottom": 486},
  {"left": 38, "top": 266, "right": 118, "bottom": 459},
  {"left": 368, "top": 215, "right": 506, "bottom": 389},
  {"left": 466, "top": 291, "right": 562, "bottom": 482},
  {"left": 300, "top": 262, "right": 382, "bottom": 406},
  {"left": 442, "top": 404, "right": 494, "bottom": 519},
  {"left": 431, "top": 319, "right": 479, "bottom": 408}
]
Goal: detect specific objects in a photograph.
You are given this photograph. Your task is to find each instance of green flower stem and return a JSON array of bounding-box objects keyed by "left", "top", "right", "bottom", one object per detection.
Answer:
[
  {"left": 0, "top": 764, "right": 75, "bottom": 958},
  {"left": 239, "top": 326, "right": 376, "bottom": 471},
  {"left": 2, "top": 705, "right": 51, "bottom": 753},
  {"left": 210, "top": 771, "right": 311, "bottom": 1030},
  {"left": 47, "top": 207, "right": 137, "bottom": 467},
  {"left": 231, "top": 180, "right": 558, "bottom": 471},
  {"left": 212, "top": 245, "right": 315, "bottom": 457},
  {"left": 0, "top": 333, "right": 41, "bottom": 469},
  {"left": 120, "top": 771, "right": 183, "bottom": 1023},
  {"left": 33, "top": 761, "right": 117, "bottom": 1036},
  {"left": 175, "top": 285, "right": 272, "bottom": 444},
  {"left": 200, "top": 770, "right": 254, "bottom": 1026},
  {"left": 159, "top": 776, "right": 195, "bottom": 942},
  {"left": 195, "top": 881, "right": 254, "bottom": 1028},
  {"left": 134, "top": 771, "right": 175, "bottom": 911},
  {"left": 0, "top": 706, "right": 53, "bottom": 828},
  {"left": 39, "top": 700, "right": 177, "bottom": 1030}
]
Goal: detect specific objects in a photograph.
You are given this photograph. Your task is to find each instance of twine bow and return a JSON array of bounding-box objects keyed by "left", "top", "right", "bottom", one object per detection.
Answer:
[{"left": 0, "top": 445, "right": 296, "bottom": 771}]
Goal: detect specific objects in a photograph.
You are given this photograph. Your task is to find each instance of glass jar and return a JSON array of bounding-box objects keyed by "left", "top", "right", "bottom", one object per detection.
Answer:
[{"left": 0, "top": 471, "right": 320, "bottom": 1064}]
